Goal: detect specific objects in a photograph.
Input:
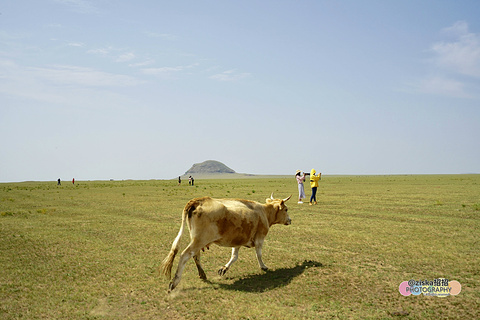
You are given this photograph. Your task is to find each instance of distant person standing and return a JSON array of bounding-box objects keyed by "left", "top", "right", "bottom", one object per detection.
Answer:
[
  {"left": 72, "top": 178, "right": 75, "bottom": 185},
  {"left": 188, "top": 176, "right": 192, "bottom": 186},
  {"left": 178, "top": 176, "right": 181, "bottom": 185},
  {"left": 57, "top": 178, "right": 61, "bottom": 186},
  {"left": 295, "top": 170, "right": 306, "bottom": 204},
  {"left": 309, "top": 168, "right": 322, "bottom": 205}
]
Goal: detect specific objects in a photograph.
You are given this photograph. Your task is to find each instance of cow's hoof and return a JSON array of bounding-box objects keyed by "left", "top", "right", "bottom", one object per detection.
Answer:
[
  {"left": 261, "top": 266, "right": 269, "bottom": 272},
  {"left": 168, "top": 281, "right": 176, "bottom": 292},
  {"left": 218, "top": 267, "right": 228, "bottom": 276},
  {"left": 198, "top": 271, "right": 207, "bottom": 280}
]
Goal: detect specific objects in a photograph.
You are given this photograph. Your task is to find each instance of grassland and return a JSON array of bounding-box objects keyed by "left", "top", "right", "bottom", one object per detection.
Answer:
[{"left": 1, "top": 175, "right": 479, "bottom": 319}]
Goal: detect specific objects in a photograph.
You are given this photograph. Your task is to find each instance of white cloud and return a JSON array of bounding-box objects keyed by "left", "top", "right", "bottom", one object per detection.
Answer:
[
  {"left": 87, "top": 47, "right": 112, "bottom": 56},
  {"left": 209, "top": 69, "right": 251, "bottom": 82},
  {"left": 0, "top": 59, "right": 143, "bottom": 104},
  {"left": 144, "top": 32, "right": 177, "bottom": 41},
  {"left": 432, "top": 21, "right": 480, "bottom": 78},
  {"left": 413, "top": 21, "right": 480, "bottom": 98},
  {"left": 141, "top": 63, "right": 198, "bottom": 76},
  {"left": 416, "top": 76, "right": 471, "bottom": 98},
  {"left": 53, "top": 0, "right": 98, "bottom": 14},
  {"left": 142, "top": 66, "right": 185, "bottom": 75},
  {"left": 129, "top": 60, "right": 155, "bottom": 68},
  {"left": 441, "top": 21, "right": 469, "bottom": 37},
  {"left": 68, "top": 42, "right": 85, "bottom": 47},
  {"left": 116, "top": 52, "right": 136, "bottom": 63},
  {"left": 87, "top": 47, "right": 139, "bottom": 65},
  {"left": 47, "top": 23, "right": 63, "bottom": 28},
  {"left": 31, "top": 65, "right": 142, "bottom": 87}
]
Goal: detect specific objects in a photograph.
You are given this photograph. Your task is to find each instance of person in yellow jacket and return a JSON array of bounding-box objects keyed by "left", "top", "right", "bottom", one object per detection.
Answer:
[{"left": 309, "top": 168, "right": 322, "bottom": 205}]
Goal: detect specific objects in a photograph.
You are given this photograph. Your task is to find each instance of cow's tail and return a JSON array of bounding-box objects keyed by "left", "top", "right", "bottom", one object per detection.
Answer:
[{"left": 160, "top": 208, "right": 188, "bottom": 279}]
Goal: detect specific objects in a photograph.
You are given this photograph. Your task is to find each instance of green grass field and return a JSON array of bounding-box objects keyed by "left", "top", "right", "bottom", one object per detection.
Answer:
[{"left": 1, "top": 175, "right": 479, "bottom": 319}]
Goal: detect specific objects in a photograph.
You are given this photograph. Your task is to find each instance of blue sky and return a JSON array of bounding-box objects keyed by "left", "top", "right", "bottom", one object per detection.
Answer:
[{"left": 1, "top": 1, "right": 479, "bottom": 182}]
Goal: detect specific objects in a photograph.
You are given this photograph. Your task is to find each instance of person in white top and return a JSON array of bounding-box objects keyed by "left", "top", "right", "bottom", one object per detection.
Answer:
[{"left": 295, "top": 170, "right": 306, "bottom": 204}]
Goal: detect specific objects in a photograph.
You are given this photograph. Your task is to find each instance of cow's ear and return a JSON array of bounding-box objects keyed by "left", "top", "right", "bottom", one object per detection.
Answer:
[{"left": 266, "top": 198, "right": 273, "bottom": 204}]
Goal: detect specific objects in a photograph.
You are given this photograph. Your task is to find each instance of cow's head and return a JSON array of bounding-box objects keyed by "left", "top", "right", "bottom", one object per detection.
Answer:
[{"left": 266, "top": 193, "right": 292, "bottom": 225}]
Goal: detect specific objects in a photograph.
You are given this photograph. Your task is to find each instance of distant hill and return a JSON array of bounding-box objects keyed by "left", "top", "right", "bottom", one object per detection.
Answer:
[
  {"left": 179, "top": 160, "right": 289, "bottom": 179},
  {"left": 184, "top": 160, "right": 236, "bottom": 176}
]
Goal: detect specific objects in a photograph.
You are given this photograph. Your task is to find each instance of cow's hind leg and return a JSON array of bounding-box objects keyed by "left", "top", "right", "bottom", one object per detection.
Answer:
[
  {"left": 193, "top": 252, "right": 207, "bottom": 280},
  {"left": 218, "top": 247, "right": 240, "bottom": 276},
  {"left": 169, "top": 241, "right": 202, "bottom": 292}
]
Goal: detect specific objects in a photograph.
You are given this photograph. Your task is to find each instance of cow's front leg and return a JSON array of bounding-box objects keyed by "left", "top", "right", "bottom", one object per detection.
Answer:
[
  {"left": 254, "top": 239, "right": 268, "bottom": 271},
  {"left": 218, "top": 247, "right": 240, "bottom": 276},
  {"left": 193, "top": 252, "right": 207, "bottom": 280}
]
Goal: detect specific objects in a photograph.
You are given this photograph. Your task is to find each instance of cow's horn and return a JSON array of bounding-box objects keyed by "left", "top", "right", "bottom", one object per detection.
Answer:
[
  {"left": 270, "top": 193, "right": 275, "bottom": 200},
  {"left": 283, "top": 195, "right": 292, "bottom": 202}
]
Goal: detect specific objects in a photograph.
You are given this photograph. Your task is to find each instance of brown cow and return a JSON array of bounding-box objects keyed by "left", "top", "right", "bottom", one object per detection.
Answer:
[{"left": 161, "top": 194, "right": 292, "bottom": 291}]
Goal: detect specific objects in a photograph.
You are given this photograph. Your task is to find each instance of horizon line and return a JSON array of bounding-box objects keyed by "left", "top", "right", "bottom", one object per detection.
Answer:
[{"left": 1, "top": 172, "right": 478, "bottom": 184}]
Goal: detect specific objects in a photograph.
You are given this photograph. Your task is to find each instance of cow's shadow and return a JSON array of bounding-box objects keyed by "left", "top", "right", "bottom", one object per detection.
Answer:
[{"left": 216, "top": 260, "right": 323, "bottom": 293}]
